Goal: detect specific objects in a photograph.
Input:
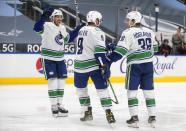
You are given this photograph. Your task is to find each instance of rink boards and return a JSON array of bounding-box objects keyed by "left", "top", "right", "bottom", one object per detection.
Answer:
[{"left": 0, "top": 54, "right": 186, "bottom": 84}]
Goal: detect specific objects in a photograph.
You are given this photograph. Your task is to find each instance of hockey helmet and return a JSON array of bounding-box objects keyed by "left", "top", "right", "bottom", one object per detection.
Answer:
[
  {"left": 50, "top": 9, "right": 63, "bottom": 18},
  {"left": 126, "top": 11, "right": 142, "bottom": 24},
  {"left": 86, "top": 11, "right": 102, "bottom": 26}
]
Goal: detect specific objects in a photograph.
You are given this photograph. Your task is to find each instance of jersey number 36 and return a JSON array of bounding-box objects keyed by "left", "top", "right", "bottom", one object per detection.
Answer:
[{"left": 138, "top": 38, "right": 152, "bottom": 50}]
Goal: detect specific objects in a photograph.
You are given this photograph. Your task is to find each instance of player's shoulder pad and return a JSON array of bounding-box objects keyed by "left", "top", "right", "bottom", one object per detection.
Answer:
[
  {"left": 124, "top": 28, "right": 130, "bottom": 32},
  {"left": 123, "top": 28, "right": 131, "bottom": 34},
  {"left": 92, "top": 27, "right": 104, "bottom": 35},
  {"left": 90, "top": 27, "right": 105, "bottom": 41},
  {"left": 142, "top": 26, "right": 153, "bottom": 32},
  {"left": 144, "top": 27, "right": 155, "bottom": 37},
  {"left": 121, "top": 28, "right": 131, "bottom": 36},
  {"left": 94, "top": 27, "right": 103, "bottom": 33},
  {"left": 44, "top": 22, "right": 50, "bottom": 26},
  {"left": 79, "top": 25, "right": 87, "bottom": 31}
]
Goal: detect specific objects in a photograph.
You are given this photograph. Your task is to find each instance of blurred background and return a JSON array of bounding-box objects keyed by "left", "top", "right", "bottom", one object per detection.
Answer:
[
  {"left": 0, "top": 0, "right": 186, "bottom": 85},
  {"left": 0, "top": 0, "right": 186, "bottom": 52}
]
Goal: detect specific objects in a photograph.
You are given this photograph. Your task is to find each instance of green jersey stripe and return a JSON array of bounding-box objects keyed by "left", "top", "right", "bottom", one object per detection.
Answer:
[
  {"left": 94, "top": 46, "right": 105, "bottom": 53},
  {"left": 115, "top": 46, "right": 127, "bottom": 56},
  {"left": 74, "top": 60, "right": 99, "bottom": 68},
  {"left": 153, "top": 45, "right": 158, "bottom": 52},
  {"left": 127, "top": 51, "right": 153, "bottom": 63},
  {"left": 35, "top": 29, "right": 44, "bottom": 34},
  {"left": 41, "top": 49, "right": 64, "bottom": 57},
  {"left": 64, "top": 35, "right": 70, "bottom": 43}
]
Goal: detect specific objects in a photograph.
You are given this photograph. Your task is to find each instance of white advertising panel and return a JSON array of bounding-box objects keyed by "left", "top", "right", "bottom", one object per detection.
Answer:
[{"left": 0, "top": 54, "right": 186, "bottom": 84}]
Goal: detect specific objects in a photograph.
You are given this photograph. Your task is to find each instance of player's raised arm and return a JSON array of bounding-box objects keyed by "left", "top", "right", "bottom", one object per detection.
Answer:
[
  {"left": 33, "top": 7, "right": 54, "bottom": 34},
  {"left": 67, "top": 22, "right": 86, "bottom": 43}
]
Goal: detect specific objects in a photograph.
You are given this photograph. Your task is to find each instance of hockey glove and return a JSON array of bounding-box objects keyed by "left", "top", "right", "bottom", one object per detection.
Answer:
[
  {"left": 99, "top": 61, "right": 111, "bottom": 80},
  {"left": 74, "top": 23, "right": 86, "bottom": 32},
  {"left": 106, "top": 43, "right": 117, "bottom": 52},
  {"left": 68, "top": 23, "right": 86, "bottom": 43},
  {"left": 41, "top": 7, "right": 54, "bottom": 20}
]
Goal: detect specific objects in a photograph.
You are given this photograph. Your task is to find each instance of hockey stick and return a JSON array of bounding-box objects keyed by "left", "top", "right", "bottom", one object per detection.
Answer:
[
  {"left": 98, "top": 57, "right": 119, "bottom": 104},
  {"left": 74, "top": 0, "right": 80, "bottom": 26},
  {"left": 108, "top": 79, "right": 119, "bottom": 104}
]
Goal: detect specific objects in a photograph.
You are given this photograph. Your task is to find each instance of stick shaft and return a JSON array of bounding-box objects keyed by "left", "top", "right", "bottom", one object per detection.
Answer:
[{"left": 98, "top": 57, "right": 119, "bottom": 104}]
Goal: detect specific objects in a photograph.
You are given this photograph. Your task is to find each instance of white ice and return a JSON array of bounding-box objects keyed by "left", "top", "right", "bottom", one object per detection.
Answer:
[{"left": 0, "top": 83, "right": 186, "bottom": 131}]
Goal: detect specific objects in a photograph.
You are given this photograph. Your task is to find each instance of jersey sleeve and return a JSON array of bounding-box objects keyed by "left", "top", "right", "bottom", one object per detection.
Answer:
[
  {"left": 40, "top": 22, "right": 51, "bottom": 36},
  {"left": 65, "top": 24, "right": 85, "bottom": 43},
  {"left": 109, "top": 31, "right": 129, "bottom": 62},
  {"left": 93, "top": 29, "right": 107, "bottom": 64},
  {"left": 116, "top": 31, "right": 130, "bottom": 55},
  {"left": 33, "top": 18, "right": 45, "bottom": 34}
]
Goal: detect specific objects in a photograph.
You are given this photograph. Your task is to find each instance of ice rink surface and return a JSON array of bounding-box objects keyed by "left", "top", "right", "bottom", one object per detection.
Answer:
[{"left": 0, "top": 82, "right": 186, "bottom": 131}]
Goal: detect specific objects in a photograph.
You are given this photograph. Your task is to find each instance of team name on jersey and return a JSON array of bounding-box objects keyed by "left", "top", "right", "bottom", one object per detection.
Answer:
[
  {"left": 78, "top": 30, "right": 88, "bottom": 36},
  {"left": 133, "top": 32, "right": 151, "bottom": 39}
]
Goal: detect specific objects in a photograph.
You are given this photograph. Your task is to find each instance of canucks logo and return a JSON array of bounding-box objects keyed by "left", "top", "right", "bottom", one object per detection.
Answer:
[
  {"left": 36, "top": 58, "right": 43, "bottom": 74},
  {"left": 55, "top": 32, "right": 64, "bottom": 45}
]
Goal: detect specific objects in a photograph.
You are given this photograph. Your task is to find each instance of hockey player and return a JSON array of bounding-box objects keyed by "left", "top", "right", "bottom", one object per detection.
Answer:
[
  {"left": 74, "top": 11, "right": 115, "bottom": 124},
  {"left": 33, "top": 8, "right": 85, "bottom": 117},
  {"left": 108, "top": 11, "right": 158, "bottom": 128}
]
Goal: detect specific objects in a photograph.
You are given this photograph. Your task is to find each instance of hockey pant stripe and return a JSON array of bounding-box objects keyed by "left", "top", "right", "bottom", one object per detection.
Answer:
[{"left": 125, "top": 65, "right": 131, "bottom": 89}]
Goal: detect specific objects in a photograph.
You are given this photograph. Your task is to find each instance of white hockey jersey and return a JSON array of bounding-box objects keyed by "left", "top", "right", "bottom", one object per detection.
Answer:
[
  {"left": 39, "top": 22, "right": 69, "bottom": 61},
  {"left": 115, "top": 26, "right": 158, "bottom": 65},
  {"left": 74, "top": 26, "right": 106, "bottom": 73}
]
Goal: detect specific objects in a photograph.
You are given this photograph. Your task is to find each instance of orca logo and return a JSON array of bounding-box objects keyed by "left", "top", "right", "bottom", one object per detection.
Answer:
[
  {"left": 36, "top": 58, "right": 44, "bottom": 74},
  {"left": 55, "top": 33, "right": 64, "bottom": 45}
]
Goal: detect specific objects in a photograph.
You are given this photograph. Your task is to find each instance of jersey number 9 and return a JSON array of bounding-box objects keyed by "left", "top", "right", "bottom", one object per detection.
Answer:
[{"left": 77, "top": 37, "right": 83, "bottom": 54}]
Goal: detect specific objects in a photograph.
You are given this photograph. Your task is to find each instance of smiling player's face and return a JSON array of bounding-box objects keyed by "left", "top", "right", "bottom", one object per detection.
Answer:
[{"left": 54, "top": 15, "right": 62, "bottom": 26}]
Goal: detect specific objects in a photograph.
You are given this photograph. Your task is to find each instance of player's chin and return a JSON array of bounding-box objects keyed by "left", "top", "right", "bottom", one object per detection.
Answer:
[{"left": 57, "top": 21, "right": 61, "bottom": 25}]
